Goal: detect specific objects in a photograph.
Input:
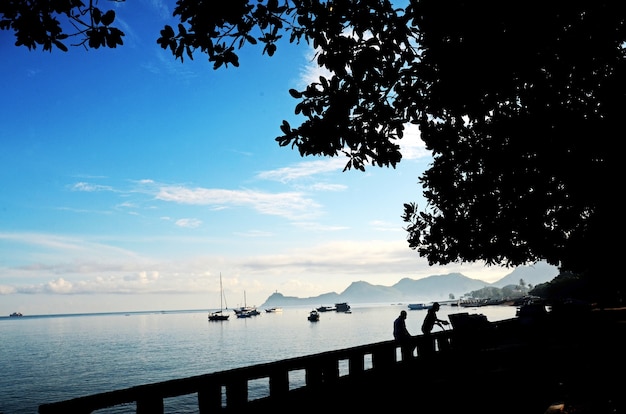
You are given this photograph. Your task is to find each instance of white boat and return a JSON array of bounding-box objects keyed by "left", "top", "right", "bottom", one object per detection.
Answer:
[
  {"left": 407, "top": 303, "right": 432, "bottom": 310},
  {"left": 265, "top": 307, "right": 283, "bottom": 313},
  {"left": 208, "top": 273, "right": 229, "bottom": 321},
  {"left": 307, "top": 309, "right": 320, "bottom": 322}
]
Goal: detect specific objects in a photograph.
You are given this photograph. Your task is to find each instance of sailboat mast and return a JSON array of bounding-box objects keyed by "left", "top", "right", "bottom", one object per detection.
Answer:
[{"left": 219, "top": 273, "right": 223, "bottom": 311}]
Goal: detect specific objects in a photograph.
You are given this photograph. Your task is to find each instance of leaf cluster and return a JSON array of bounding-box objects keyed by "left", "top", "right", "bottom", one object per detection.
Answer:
[
  {"left": 154, "top": 0, "right": 420, "bottom": 172},
  {"left": 156, "top": 0, "right": 289, "bottom": 67},
  {"left": 0, "top": 0, "right": 124, "bottom": 51}
]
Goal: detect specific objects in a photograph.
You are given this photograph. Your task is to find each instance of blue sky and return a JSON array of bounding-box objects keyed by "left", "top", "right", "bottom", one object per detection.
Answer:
[{"left": 0, "top": 1, "right": 530, "bottom": 315}]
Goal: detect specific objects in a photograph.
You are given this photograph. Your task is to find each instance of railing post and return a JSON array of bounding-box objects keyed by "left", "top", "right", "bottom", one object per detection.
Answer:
[
  {"left": 321, "top": 358, "right": 339, "bottom": 385},
  {"left": 416, "top": 335, "right": 436, "bottom": 357},
  {"left": 269, "top": 369, "right": 289, "bottom": 397},
  {"left": 225, "top": 378, "right": 248, "bottom": 410},
  {"left": 306, "top": 363, "right": 324, "bottom": 388},
  {"left": 349, "top": 352, "right": 365, "bottom": 377},
  {"left": 136, "top": 397, "right": 164, "bottom": 414},
  {"left": 372, "top": 343, "right": 395, "bottom": 370},
  {"left": 198, "top": 382, "right": 222, "bottom": 413},
  {"left": 435, "top": 332, "right": 452, "bottom": 353},
  {"left": 396, "top": 338, "right": 416, "bottom": 363}
]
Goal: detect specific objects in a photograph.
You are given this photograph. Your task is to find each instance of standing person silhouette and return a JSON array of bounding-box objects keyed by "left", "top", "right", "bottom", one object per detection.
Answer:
[
  {"left": 421, "top": 302, "right": 449, "bottom": 335},
  {"left": 394, "top": 310, "right": 413, "bottom": 362},
  {"left": 394, "top": 310, "right": 411, "bottom": 339}
]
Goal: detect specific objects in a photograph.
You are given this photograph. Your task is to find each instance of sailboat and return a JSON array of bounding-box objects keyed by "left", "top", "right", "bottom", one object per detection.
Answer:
[
  {"left": 233, "top": 291, "right": 260, "bottom": 317},
  {"left": 208, "top": 273, "right": 229, "bottom": 321}
]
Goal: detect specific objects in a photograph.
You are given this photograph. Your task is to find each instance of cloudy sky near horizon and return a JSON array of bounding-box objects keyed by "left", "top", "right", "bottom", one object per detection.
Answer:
[{"left": 0, "top": 1, "right": 539, "bottom": 315}]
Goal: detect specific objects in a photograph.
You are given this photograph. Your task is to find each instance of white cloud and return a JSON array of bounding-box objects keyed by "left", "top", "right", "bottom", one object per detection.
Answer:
[
  {"left": 71, "top": 182, "right": 114, "bottom": 192},
  {"left": 291, "top": 221, "right": 349, "bottom": 232},
  {"left": 156, "top": 186, "right": 322, "bottom": 220},
  {"left": 308, "top": 183, "right": 347, "bottom": 192},
  {"left": 116, "top": 201, "right": 137, "bottom": 209},
  {"left": 0, "top": 285, "right": 16, "bottom": 294},
  {"left": 369, "top": 220, "right": 403, "bottom": 232},
  {"left": 233, "top": 230, "right": 274, "bottom": 237},
  {"left": 125, "top": 271, "right": 159, "bottom": 283},
  {"left": 400, "top": 124, "right": 430, "bottom": 160},
  {"left": 256, "top": 158, "right": 346, "bottom": 183},
  {"left": 45, "top": 278, "right": 74, "bottom": 294},
  {"left": 0, "top": 230, "right": 529, "bottom": 313},
  {"left": 298, "top": 48, "right": 334, "bottom": 88},
  {"left": 65, "top": 177, "right": 330, "bottom": 222},
  {"left": 0, "top": 233, "right": 138, "bottom": 258},
  {"left": 175, "top": 218, "right": 202, "bottom": 228}
]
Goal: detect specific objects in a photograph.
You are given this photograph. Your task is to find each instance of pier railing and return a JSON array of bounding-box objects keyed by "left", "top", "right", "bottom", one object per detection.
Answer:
[
  {"left": 39, "top": 308, "right": 626, "bottom": 414},
  {"left": 38, "top": 325, "right": 465, "bottom": 414}
]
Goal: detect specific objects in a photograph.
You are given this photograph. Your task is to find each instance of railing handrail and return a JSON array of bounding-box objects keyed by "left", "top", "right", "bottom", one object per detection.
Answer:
[{"left": 38, "top": 329, "right": 460, "bottom": 414}]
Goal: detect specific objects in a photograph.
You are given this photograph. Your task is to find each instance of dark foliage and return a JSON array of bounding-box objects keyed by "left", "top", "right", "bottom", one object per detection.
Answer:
[
  {"left": 0, "top": 0, "right": 124, "bottom": 51},
  {"left": 401, "top": 1, "right": 624, "bottom": 289}
]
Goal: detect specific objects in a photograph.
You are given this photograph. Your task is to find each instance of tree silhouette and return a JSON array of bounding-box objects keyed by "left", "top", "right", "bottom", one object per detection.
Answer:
[
  {"left": 3, "top": 0, "right": 623, "bottom": 303},
  {"left": 400, "top": 1, "right": 623, "bottom": 304}
]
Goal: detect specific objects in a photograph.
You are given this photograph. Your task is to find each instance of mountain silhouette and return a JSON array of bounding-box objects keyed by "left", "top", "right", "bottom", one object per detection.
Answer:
[
  {"left": 490, "top": 261, "right": 558, "bottom": 288},
  {"left": 260, "top": 262, "right": 558, "bottom": 307}
]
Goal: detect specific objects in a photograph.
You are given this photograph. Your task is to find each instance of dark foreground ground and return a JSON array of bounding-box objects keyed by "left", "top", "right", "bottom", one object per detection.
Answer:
[{"left": 247, "top": 306, "right": 626, "bottom": 414}]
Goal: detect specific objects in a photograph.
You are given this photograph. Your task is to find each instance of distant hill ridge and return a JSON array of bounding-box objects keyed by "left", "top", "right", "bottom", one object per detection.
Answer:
[{"left": 260, "top": 262, "right": 558, "bottom": 307}]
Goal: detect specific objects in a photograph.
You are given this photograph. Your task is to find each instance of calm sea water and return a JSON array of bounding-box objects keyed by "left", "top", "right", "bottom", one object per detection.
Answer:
[{"left": 0, "top": 303, "right": 517, "bottom": 414}]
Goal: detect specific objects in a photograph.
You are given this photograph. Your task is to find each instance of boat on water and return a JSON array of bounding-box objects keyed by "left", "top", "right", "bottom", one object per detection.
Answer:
[
  {"left": 208, "top": 310, "right": 229, "bottom": 321},
  {"left": 265, "top": 307, "right": 283, "bottom": 313},
  {"left": 307, "top": 309, "right": 320, "bottom": 322},
  {"left": 460, "top": 299, "right": 488, "bottom": 308},
  {"left": 335, "top": 302, "right": 351, "bottom": 313},
  {"left": 316, "top": 305, "right": 336, "bottom": 312},
  {"left": 234, "top": 307, "right": 260, "bottom": 316},
  {"left": 9, "top": 312, "right": 23, "bottom": 317},
  {"left": 208, "top": 273, "right": 229, "bottom": 321},
  {"left": 233, "top": 291, "right": 260, "bottom": 317},
  {"left": 407, "top": 303, "right": 432, "bottom": 310}
]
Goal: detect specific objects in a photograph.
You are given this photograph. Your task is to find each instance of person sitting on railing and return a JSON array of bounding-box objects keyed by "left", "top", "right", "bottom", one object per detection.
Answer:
[{"left": 421, "top": 302, "right": 449, "bottom": 335}]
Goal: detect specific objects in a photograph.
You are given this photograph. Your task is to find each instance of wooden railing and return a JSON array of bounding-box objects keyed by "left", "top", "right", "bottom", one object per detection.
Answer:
[
  {"left": 40, "top": 309, "right": 625, "bottom": 414},
  {"left": 38, "top": 328, "right": 459, "bottom": 414}
]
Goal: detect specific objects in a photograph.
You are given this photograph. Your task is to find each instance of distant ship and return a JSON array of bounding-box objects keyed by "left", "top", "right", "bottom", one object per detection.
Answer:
[
  {"left": 317, "top": 303, "right": 351, "bottom": 313},
  {"left": 9, "top": 312, "right": 23, "bottom": 317},
  {"left": 407, "top": 303, "right": 432, "bottom": 310},
  {"left": 335, "top": 302, "right": 351, "bottom": 313}
]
